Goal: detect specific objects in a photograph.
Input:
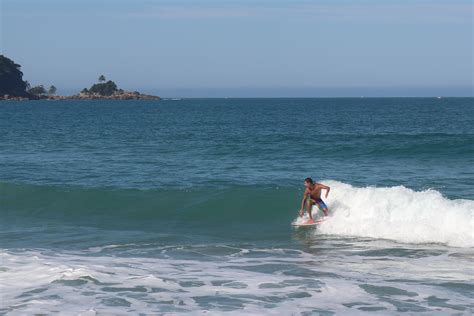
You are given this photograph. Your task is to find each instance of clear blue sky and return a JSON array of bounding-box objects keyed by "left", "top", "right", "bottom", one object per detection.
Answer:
[{"left": 1, "top": 0, "right": 472, "bottom": 97}]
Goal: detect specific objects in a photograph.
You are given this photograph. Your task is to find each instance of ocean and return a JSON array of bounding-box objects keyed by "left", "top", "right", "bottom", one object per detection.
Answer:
[{"left": 0, "top": 97, "right": 473, "bottom": 314}]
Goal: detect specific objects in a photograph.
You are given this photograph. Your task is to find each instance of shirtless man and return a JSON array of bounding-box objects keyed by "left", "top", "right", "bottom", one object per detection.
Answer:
[{"left": 299, "top": 177, "right": 330, "bottom": 223}]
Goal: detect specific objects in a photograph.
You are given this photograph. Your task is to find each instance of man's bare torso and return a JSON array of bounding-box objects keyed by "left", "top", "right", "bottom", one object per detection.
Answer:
[{"left": 305, "top": 184, "right": 323, "bottom": 200}]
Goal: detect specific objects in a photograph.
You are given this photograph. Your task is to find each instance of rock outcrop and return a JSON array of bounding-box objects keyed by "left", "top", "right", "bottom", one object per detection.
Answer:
[{"left": 69, "top": 89, "right": 160, "bottom": 100}]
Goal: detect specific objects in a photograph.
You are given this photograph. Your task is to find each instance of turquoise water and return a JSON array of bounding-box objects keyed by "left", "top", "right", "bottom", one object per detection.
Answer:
[{"left": 1, "top": 98, "right": 473, "bottom": 314}]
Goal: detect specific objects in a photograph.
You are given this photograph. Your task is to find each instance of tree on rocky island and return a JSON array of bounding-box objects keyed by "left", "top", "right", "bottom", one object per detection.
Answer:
[
  {"left": 89, "top": 80, "right": 118, "bottom": 96},
  {"left": 48, "top": 85, "right": 57, "bottom": 96},
  {"left": 28, "top": 85, "right": 47, "bottom": 97},
  {"left": 98, "top": 75, "right": 106, "bottom": 82},
  {"left": 0, "top": 55, "right": 29, "bottom": 97}
]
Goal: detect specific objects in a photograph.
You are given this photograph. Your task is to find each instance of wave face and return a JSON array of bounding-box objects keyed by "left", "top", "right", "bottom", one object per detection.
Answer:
[
  {"left": 2, "top": 180, "right": 473, "bottom": 247},
  {"left": 317, "top": 181, "right": 474, "bottom": 248},
  {"left": 0, "top": 182, "right": 298, "bottom": 247}
]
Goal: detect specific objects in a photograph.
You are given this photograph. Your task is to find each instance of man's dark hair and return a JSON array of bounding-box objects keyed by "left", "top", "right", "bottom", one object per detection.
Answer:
[{"left": 304, "top": 177, "right": 314, "bottom": 184}]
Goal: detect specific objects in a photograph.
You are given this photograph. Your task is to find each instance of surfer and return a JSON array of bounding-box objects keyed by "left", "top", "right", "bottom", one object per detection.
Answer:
[{"left": 299, "top": 177, "right": 330, "bottom": 222}]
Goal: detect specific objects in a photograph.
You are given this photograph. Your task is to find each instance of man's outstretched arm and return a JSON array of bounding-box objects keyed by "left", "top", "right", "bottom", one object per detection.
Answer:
[
  {"left": 319, "top": 184, "right": 331, "bottom": 198},
  {"left": 299, "top": 191, "right": 308, "bottom": 216}
]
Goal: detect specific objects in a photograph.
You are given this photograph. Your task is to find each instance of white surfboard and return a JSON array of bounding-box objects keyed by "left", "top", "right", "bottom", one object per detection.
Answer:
[{"left": 291, "top": 218, "right": 327, "bottom": 227}]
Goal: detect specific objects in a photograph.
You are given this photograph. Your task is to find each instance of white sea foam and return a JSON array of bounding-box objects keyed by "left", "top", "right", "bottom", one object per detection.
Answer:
[
  {"left": 1, "top": 245, "right": 472, "bottom": 315},
  {"left": 314, "top": 181, "right": 474, "bottom": 247}
]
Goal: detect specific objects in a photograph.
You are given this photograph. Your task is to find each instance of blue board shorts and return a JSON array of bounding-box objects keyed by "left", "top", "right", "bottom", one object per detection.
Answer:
[{"left": 312, "top": 198, "right": 328, "bottom": 211}]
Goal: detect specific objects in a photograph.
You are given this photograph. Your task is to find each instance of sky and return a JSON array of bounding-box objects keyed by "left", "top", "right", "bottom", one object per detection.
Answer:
[{"left": 0, "top": 0, "right": 472, "bottom": 97}]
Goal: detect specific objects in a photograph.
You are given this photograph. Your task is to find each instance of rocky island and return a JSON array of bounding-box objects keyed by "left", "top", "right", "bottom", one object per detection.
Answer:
[
  {"left": 0, "top": 55, "right": 160, "bottom": 101},
  {"left": 68, "top": 75, "right": 161, "bottom": 100}
]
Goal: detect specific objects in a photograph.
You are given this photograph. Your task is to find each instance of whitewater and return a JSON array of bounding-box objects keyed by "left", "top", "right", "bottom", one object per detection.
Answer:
[
  {"left": 1, "top": 237, "right": 473, "bottom": 314},
  {"left": 314, "top": 181, "right": 474, "bottom": 248}
]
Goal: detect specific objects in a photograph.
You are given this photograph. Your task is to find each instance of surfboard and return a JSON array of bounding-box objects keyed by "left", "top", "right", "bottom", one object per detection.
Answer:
[{"left": 291, "top": 218, "right": 326, "bottom": 227}]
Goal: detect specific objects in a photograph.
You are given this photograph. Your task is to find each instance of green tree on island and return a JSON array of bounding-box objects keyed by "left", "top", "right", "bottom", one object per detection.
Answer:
[
  {"left": 48, "top": 85, "right": 57, "bottom": 96},
  {"left": 89, "top": 80, "right": 118, "bottom": 96},
  {"left": 0, "top": 55, "right": 28, "bottom": 97},
  {"left": 28, "top": 85, "right": 47, "bottom": 96},
  {"left": 98, "top": 75, "right": 106, "bottom": 82}
]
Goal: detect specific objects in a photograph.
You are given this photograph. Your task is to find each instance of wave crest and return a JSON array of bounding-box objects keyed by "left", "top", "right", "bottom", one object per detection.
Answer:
[{"left": 317, "top": 181, "right": 474, "bottom": 247}]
